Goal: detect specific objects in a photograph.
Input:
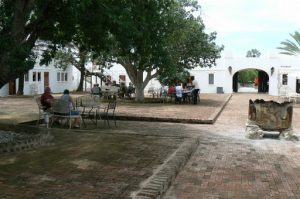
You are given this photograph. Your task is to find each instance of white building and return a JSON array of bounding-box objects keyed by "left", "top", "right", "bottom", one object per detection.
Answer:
[
  {"left": 106, "top": 56, "right": 300, "bottom": 96},
  {"left": 0, "top": 61, "right": 79, "bottom": 96},
  {"left": 1, "top": 55, "right": 300, "bottom": 97}
]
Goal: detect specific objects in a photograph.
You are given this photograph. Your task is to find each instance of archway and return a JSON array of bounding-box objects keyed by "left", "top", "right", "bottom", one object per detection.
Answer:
[{"left": 232, "top": 68, "right": 269, "bottom": 93}]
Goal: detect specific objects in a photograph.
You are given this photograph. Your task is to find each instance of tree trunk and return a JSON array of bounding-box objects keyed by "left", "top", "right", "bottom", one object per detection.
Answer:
[
  {"left": 76, "top": 51, "right": 87, "bottom": 92},
  {"left": 134, "top": 70, "right": 146, "bottom": 102},
  {"left": 135, "top": 82, "right": 145, "bottom": 101},
  {"left": 77, "top": 65, "right": 85, "bottom": 91},
  {"left": 17, "top": 75, "right": 24, "bottom": 95}
]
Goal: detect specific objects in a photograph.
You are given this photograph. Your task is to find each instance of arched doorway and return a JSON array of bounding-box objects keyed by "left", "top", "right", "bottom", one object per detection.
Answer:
[{"left": 232, "top": 69, "right": 269, "bottom": 93}]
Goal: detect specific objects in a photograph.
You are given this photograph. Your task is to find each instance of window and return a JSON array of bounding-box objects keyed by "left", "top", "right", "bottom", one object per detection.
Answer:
[
  {"left": 37, "top": 72, "right": 41, "bottom": 81},
  {"left": 208, "top": 74, "right": 214, "bottom": 85},
  {"left": 119, "top": 75, "right": 126, "bottom": 83},
  {"left": 32, "top": 72, "right": 36, "bottom": 81},
  {"left": 57, "top": 72, "right": 68, "bottom": 82},
  {"left": 24, "top": 73, "right": 29, "bottom": 82},
  {"left": 65, "top": 73, "right": 68, "bottom": 81},
  {"left": 282, "top": 74, "right": 288, "bottom": 85}
]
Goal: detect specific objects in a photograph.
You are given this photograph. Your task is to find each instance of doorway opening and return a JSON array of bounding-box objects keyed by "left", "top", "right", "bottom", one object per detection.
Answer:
[{"left": 232, "top": 69, "right": 269, "bottom": 93}]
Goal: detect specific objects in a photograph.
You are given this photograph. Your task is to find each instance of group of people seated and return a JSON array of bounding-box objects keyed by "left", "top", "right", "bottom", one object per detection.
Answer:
[
  {"left": 161, "top": 76, "right": 200, "bottom": 104},
  {"left": 40, "top": 80, "right": 136, "bottom": 127},
  {"left": 40, "top": 87, "right": 81, "bottom": 127},
  {"left": 91, "top": 81, "right": 135, "bottom": 99}
]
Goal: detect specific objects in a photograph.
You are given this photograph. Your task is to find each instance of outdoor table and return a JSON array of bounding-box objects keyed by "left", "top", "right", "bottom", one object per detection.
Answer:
[
  {"left": 77, "top": 96, "right": 103, "bottom": 126},
  {"left": 102, "top": 90, "right": 118, "bottom": 100},
  {"left": 182, "top": 90, "right": 192, "bottom": 103}
]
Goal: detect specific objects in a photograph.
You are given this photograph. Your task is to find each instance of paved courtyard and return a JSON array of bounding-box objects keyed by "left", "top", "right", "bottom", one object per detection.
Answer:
[
  {"left": 165, "top": 93, "right": 300, "bottom": 199},
  {"left": 1, "top": 93, "right": 300, "bottom": 198}
]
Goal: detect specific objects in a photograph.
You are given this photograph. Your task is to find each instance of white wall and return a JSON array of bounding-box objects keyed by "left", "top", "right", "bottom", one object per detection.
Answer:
[
  {"left": 2, "top": 56, "right": 300, "bottom": 97},
  {"left": 0, "top": 84, "right": 8, "bottom": 97}
]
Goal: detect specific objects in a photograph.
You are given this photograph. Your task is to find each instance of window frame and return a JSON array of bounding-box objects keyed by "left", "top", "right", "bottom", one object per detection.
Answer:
[{"left": 208, "top": 73, "right": 214, "bottom": 85}]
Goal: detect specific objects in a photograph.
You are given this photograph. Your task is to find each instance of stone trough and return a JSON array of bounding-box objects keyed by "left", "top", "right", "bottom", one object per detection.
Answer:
[{"left": 245, "top": 99, "right": 297, "bottom": 140}]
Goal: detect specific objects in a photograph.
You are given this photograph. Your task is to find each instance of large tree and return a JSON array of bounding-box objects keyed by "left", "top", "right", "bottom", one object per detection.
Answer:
[
  {"left": 104, "top": 0, "right": 223, "bottom": 101},
  {"left": 277, "top": 31, "right": 300, "bottom": 56},
  {"left": 0, "top": 0, "right": 80, "bottom": 89},
  {"left": 0, "top": 0, "right": 111, "bottom": 90}
]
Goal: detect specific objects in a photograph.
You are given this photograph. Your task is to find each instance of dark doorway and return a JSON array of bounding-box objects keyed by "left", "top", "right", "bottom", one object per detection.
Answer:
[
  {"left": 296, "top": 79, "right": 300, "bottom": 93},
  {"left": 44, "top": 72, "right": 49, "bottom": 88},
  {"left": 232, "top": 72, "right": 238, "bottom": 92},
  {"left": 258, "top": 70, "right": 269, "bottom": 93},
  {"left": 9, "top": 80, "right": 16, "bottom": 95}
]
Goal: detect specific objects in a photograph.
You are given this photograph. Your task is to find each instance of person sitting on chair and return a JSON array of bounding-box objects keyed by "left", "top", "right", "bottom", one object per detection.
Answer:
[
  {"left": 91, "top": 84, "right": 102, "bottom": 97},
  {"left": 126, "top": 82, "right": 135, "bottom": 99},
  {"left": 60, "top": 89, "right": 81, "bottom": 127},
  {"left": 175, "top": 83, "right": 183, "bottom": 104},
  {"left": 41, "top": 87, "right": 54, "bottom": 111}
]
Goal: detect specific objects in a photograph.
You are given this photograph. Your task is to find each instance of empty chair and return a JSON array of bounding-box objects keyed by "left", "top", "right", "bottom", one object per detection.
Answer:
[{"left": 98, "top": 100, "right": 117, "bottom": 127}]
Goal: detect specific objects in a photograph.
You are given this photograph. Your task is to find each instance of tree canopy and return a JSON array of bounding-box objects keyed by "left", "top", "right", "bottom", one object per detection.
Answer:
[
  {"left": 246, "top": 49, "right": 261, "bottom": 57},
  {"left": 0, "top": 0, "right": 223, "bottom": 101},
  {"left": 0, "top": 0, "right": 111, "bottom": 88},
  {"left": 99, "top": 0, "right": 223, "bottom": 101}
]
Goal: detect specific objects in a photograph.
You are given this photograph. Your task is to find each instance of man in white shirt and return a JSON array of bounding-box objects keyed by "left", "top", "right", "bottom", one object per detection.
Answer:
[
  {"left": 191, "top": 76, "right": 200, "bottom": 104},
  {"left": 175, "top": 83, "right": 183, "bottom": 104}
]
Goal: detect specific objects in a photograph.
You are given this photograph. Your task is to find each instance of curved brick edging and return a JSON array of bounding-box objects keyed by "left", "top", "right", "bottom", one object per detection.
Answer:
[
  {"left": 115, "top": 94, "right": 232, "bottom": 124},
  {"left": 209, "top": 94, "right": 232, "bottom": 123},
  {"left": 131, "top": 137, "right": 200, "bottom": 199},
  {"left": 0, "top": 124, "right": 53, "bottom": 153}
]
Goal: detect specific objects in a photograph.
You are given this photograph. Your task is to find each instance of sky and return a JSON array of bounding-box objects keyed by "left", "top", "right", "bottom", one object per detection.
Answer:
[{"left": 197, "top": 0, "right": 300, "bottom": 57}]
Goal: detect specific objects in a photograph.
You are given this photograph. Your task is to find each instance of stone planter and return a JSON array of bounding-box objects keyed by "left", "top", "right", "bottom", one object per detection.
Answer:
[{"left": 245, "top": 99, "right": 297, "bottom": 140}]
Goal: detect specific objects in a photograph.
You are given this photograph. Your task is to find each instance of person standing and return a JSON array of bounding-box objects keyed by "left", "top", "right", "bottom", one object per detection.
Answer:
[{"left": 191, "top": 76, "right": 200, "bottom": 104}]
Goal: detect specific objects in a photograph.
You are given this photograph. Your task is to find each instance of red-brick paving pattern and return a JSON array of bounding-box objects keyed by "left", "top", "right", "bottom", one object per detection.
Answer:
[{"left": 165, "top": 93, "right": 300, "bottom": 199}]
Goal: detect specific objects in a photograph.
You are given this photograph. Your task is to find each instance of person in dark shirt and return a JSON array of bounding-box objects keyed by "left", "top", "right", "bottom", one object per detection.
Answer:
[{"left": 41, "top": 87, "right": 54, "bottom": 111}]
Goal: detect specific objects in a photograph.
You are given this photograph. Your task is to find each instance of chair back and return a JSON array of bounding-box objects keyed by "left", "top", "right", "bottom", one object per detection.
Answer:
[
  {"left": 35, "top": 96, "right": 42, "bottom": 107},
  {"left": 51, "top": 99, "right": 71, "bottom": 115},
  {"left": 80, "top": 95, "right": 95, "bottom": 107},
  {"left": 108, "top": 100, "right": 116, "bottom": 110}
]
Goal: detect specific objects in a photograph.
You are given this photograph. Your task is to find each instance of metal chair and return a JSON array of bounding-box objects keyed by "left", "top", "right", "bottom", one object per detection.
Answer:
[
  {"left": 34, "top": 96, "right": 51, "bottom": 128},
  {"left": 98, "top": 100, "right": 117, "bottom": 127}
]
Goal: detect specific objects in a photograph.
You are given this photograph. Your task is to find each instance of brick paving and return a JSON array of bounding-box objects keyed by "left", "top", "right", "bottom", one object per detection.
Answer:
[
  {"left": 164, "top": 93, "right": 300, "bottom": 199},
  {"left": 1, "top": 93, "right": 300, "bottom": 199}
]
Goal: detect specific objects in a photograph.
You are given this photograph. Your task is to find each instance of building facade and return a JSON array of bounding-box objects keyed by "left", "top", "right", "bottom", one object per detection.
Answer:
[{"left": 1, "top": 55, "right": 300, "bottom": 97}]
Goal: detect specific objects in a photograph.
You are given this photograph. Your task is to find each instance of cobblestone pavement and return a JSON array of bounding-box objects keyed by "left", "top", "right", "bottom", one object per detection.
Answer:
[{"left": 164, "top": 93, "right": 300, "bottom": 199}]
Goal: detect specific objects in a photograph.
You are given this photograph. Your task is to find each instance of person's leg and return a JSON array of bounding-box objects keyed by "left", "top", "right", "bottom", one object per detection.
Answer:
[{"left": 193, "top": 89, "right": 199, "bottom": 104}]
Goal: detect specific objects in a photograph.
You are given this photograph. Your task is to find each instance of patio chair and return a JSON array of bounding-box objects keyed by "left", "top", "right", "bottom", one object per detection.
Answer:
[
  {"left": 34, "top": 96, "right": 51, "bottom": 128},
  {"left": 50, "top": 99, "right": 82, "bottom": 129},
  {"left": 97, "top": 100, "right": 117, "bottom": 127}
]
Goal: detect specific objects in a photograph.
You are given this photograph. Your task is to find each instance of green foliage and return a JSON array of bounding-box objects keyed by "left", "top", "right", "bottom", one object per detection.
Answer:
[
  {"left": 246, "top": 49, "right": 261, "bottom": 57},
  {"left": 277, "top": 31, "right": 300, "bottom": 56},
  {"left": 238, "top": 69, "right": 258, "bottom": 84},
  {"left": 104, "top": 0, "right": 222, "bottom": 100},
  {"left": 0, "top": 0, "right": 222, "bottom": 101},
  {"left": 157, "top": 70, "right": 190, "bottom": 85}
]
